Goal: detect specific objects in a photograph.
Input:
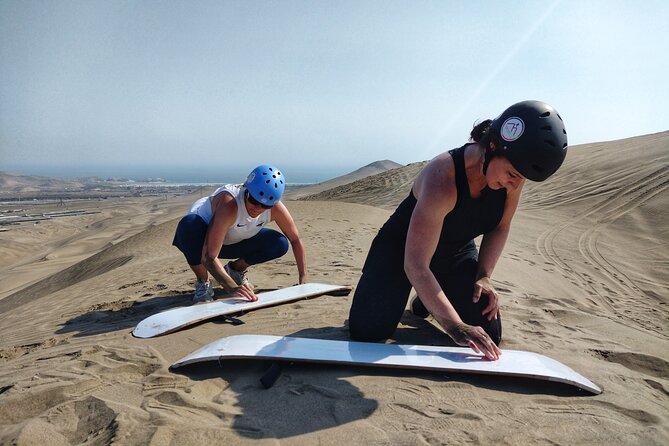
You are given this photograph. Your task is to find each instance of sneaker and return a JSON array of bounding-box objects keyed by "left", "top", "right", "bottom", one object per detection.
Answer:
[
  {"left": 224, "top": 262, "right": 250, "bottom": 286},
  {"left": 193, "top": 279, "right": 214, "bottom": 303},
  {"left": 409, "top": 294, "right": 429, "bottom": 318}
]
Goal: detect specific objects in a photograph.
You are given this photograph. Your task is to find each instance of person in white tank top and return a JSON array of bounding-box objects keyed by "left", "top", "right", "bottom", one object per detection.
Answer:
[
  {"left": 188, "top": 184, "right": 272, "bottom": 245},
  {"left": 173, "top": 165, "right": 307, "bottom": 303}
]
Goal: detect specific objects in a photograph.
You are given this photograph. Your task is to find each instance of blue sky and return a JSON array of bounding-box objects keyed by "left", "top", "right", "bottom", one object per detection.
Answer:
[{"left": 1, "top": 0, "right": 667, "bottom": 178}]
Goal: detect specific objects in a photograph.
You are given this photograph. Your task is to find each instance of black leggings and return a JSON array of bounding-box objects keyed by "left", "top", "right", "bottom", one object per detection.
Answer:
[{"left": 348, "top": 244, "right": 502, "bottom": 345}]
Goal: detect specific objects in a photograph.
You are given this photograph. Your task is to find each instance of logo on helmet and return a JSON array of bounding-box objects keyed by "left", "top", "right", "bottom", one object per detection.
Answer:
[
  {"left": 501, "top": 117, "right": 525, "bottom": 142},
  {"left": 245, "top": 171, "right": 256, "bottom": 184}
]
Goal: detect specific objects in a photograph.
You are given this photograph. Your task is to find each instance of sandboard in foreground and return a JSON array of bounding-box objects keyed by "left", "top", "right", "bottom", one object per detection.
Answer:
[
  {"left": 171, "top": 334, "right": 601, "bottom": 394},
  {"left": 133, "top": 283, "right": 351, "bottom": 338}
]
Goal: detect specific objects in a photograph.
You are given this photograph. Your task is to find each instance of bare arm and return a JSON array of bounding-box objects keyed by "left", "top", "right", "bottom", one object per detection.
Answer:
[
  {"left": 404, "top": 156, "right": 501, "bottom": 360},
  {"left": 404, "top": 160, "right": 462, "bottom": 328},
  {"left": 271, "top": 202, "right": 307, "bottom": 284},
  {"left": 202, "top": 194, "right": 257, "bottom": 301},
  {"left": 473, "top": 183, "right": 523, "bottom": 320}
]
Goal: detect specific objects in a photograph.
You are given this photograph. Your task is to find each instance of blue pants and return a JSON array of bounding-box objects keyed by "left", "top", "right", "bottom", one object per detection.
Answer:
[{"left": 172, "top": 214, "right": 289, "bottom": 266}]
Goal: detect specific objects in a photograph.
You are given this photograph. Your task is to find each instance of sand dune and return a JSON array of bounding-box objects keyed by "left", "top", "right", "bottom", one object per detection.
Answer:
[
  {"left": 300, "top": 161, "right": 427, "bottom": 210},
  {"left": 285, "top": 160, "right": 402, "bottom": 200},
  {"left": 0, "top": 133, "right": 667, "bottom": 445},
  {"left": 0, "top": 172, "right": 84, "bottom": 193}
]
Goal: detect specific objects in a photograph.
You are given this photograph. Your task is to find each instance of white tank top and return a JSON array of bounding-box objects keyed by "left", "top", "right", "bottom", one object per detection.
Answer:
[{"left": 188, "top": 184, "right": 272, "bottom": 245}]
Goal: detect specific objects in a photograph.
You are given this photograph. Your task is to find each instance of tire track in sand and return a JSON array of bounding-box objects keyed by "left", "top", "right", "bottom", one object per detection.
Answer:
[{"left": 536, "top": 164, "right": 669, "bottom": 337}]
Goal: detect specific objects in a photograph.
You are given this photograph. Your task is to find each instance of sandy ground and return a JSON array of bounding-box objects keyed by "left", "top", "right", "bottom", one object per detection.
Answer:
[{"left": 0, "top": 132, "right": 667, "bottom": 445}]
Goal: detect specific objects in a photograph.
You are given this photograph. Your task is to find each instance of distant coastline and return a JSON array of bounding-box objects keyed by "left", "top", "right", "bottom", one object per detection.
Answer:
[{"left": 0, "top": 159, "right": 403, "bottom": 204}]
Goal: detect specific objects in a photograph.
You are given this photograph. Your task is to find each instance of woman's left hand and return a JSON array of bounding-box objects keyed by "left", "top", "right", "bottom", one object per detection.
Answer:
[
  {"left": 233, "top": 283, "right": 258, "bottom": 302},
  {"left": 472, "top": 276, "right": 500, "bottom": 321}
]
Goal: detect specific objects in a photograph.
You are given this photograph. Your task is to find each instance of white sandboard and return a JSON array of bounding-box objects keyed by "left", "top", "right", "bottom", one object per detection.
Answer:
[
  {"left": 171, "top": 334, "right": 601, "bottom": 394},
  {"left": 133, "top": 283, "right": 351, "bottom": 339}
]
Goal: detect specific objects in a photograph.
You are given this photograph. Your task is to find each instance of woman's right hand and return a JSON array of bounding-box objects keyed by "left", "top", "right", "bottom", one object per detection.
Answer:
[
  {"left": 233, "top": 283, "right": 258, "bottom": 302},
  {"left": 446, "top": 323, "right": 501, "bottom": 361}
]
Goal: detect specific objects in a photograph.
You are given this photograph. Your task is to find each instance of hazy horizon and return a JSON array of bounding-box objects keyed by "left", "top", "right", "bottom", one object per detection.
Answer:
[{"left": 4, "top": 128, "right": 667, "bottom": 184}]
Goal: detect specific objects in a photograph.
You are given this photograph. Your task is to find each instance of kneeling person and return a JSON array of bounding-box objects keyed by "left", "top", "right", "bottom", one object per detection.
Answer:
[{"left": 173, "top": 165, "right": 307, "bottom": 303}]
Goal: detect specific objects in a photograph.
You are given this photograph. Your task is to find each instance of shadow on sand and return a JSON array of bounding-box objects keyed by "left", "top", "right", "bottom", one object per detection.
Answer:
[
  {"left": 55, "top": 289, "right": 277, "bottom": 337},
  {"left": 171, "top": 319, "right": 585, "bottom": 439}
]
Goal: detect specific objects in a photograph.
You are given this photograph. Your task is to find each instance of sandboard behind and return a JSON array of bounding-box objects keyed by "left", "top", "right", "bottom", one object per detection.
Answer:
[
  {"left": 133, "top": 283, "right": 351, "bottom": 338},
  {"left": 171, "top": 334, "right": 601, "bottom": 394}
]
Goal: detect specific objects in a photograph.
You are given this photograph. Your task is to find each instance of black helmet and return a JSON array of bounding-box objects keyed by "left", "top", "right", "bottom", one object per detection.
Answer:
[{"left": 486, "top": 100, "right": 568, "bottom": 182}]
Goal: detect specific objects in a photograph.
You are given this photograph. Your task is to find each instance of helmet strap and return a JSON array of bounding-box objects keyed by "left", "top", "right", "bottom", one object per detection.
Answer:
[{"left": 482, "top": 141, "right": 496, "bottom": 175}]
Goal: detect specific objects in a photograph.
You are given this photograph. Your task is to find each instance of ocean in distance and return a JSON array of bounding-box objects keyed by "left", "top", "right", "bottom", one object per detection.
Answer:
[{"left": 4, "top": 163, "right": 358, "bottom": 186}]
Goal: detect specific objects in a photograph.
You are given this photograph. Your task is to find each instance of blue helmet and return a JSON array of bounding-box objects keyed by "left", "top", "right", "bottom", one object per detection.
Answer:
[{"left": 244, "top": 165, "right": 285, "bottom": 206}]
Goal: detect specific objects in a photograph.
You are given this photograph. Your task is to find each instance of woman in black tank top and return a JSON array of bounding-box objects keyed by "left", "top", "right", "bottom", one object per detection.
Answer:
[{"left": 348, "top": 101, "right": 568, "bottom": 360}]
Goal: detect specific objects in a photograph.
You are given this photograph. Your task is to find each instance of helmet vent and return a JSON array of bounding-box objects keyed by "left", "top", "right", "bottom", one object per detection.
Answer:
[
  {"left": 532, "top": 164, "right": 545, "bottom": 174},
  {"left": 246, "top": 165, "right": 285, "bottom": 204},
  {"left": 541, "top": 125, "right": 552, "bottom": 131},
  {"left": 540, "top": 111, "right": 551, "bottom": 118},
  {"left": 544, "top": 139, "right": 556, "bottom": 147}
]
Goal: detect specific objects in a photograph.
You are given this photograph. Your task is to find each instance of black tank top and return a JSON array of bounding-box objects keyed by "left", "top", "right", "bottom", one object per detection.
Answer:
[{"left": 372, "top": 144, "right": 507, "bottom": 263}]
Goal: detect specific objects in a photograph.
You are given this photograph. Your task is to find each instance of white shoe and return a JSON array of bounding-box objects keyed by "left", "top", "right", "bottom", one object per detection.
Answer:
[
  {"left": 193, "top": 279, "right": 214, "bottom": 303},
  {"left": 224, "top": 262, "right": 250, "bottom": 286}
]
